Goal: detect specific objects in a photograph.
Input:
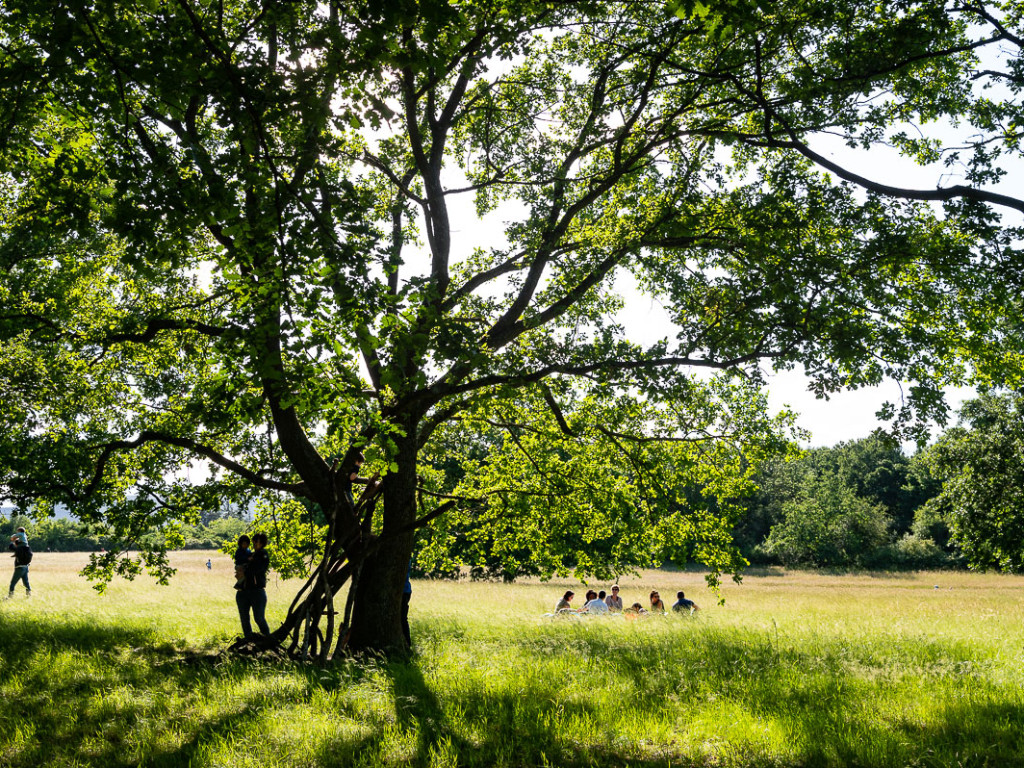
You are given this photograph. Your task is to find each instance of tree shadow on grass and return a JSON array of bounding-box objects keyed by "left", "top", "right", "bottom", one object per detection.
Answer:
[
  {"left": 381, "top": 657, "right": 699, "bottom": 768},
  {"left": 0, "top": 613, "right": 320, "bottom": 768},
  {"left": 3, "top": 610, "right": 1018, "bottom": 768}
]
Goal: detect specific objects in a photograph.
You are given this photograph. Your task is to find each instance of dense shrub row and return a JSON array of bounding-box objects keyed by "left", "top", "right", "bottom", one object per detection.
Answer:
[{"left": 0, "top": 514, "right": 247, "bottom": 553}]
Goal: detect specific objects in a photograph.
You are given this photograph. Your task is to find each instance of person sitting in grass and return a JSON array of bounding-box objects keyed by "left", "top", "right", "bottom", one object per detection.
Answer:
[
  {"left": 605, "top": 585, "right": 623, "bottom": 612},
  {"left": 584, "top": 589, "right": 609, "bottom": 614},
  {"left": 649, "top": 590, "right": 666, "bottom": 613},
  {"left": 672, "top": 591, "right": 699, "bottom": 614},
  {"left": 555, "top": 590, "right": 575, "bottom": 612},
  {"left": 624, "top": 602, "right": 648, "bottom": 619},
  {"left": 577, "top": 589, "right": 597, "bottom": 612}
]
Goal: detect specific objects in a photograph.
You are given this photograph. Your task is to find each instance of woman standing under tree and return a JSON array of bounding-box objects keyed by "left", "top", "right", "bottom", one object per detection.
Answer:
[{"left": 236, "top": 532, "right": 271, "bottom": 638}]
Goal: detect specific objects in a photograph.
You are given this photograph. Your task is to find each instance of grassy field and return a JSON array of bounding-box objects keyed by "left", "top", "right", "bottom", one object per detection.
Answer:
[{"left": 0, "top": 551, "right": 1022, "bottom": 767}]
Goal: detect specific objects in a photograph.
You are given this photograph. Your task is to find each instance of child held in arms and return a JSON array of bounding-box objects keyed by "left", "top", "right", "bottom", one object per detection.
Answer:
[{"left": 233, "top": 534, "right": 252, "bottom": 590}]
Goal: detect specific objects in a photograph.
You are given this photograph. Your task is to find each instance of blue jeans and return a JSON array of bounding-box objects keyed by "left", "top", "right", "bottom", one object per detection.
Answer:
[
  {"left": 236, "top": 588, "right": 270, "bottom": 637},
  {"left": 9, "top": 566, "right": 29, "bottom": 594}
]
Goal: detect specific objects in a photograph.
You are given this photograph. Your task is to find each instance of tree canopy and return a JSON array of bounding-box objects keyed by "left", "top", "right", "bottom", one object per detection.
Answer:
[{"left": 2, "top": 0, "right": 1023, "bottom": 653}]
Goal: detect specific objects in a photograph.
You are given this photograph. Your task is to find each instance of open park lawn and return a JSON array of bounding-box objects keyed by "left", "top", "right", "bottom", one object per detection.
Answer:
[{"left": 0, "top": 551, "right": 1021, "bottom": 767}]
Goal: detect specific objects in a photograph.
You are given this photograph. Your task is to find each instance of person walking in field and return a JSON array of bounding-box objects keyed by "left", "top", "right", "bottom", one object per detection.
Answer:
[
  {"left": 672, "top": 591, "right": 699, "bottom": 614},
  {"left": 7, "top": 533, "right": 32, "bottom": 599},
  {"left": 236, "top": 532, "right": 271, "bottom": 639}
]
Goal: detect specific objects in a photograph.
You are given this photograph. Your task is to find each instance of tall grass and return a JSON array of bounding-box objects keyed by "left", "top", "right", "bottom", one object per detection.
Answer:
[{"left": 0, "top": 551, "right": 1021, "bottom": 767}]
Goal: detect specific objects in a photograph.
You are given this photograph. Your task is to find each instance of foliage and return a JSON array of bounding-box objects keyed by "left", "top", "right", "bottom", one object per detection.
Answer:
[
  {"left": 761, "top": 476, "right": 892, "bottom": 567},
  {"left": 887, "top": 532, "right": 957, "bottom": 570},
  {"left": 924, "top": 392, "right": 1024, "bottom": 572},
  {"left": 0, "top": 512, "right": 248, "bottom": 554},
  {"left": 417, "top": 382, "right": 794, "bottom": 584},
  {"left": 912, "top": 496, "right": 954, "bottom": 551},
  {"left": 737, "top": 435, "right": 946, "bottom": 568}
]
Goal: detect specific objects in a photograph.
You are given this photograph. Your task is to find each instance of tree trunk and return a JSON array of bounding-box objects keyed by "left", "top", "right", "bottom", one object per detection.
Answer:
[
  {"left": 250, "top": 420, "right": 421, "bottom": 660},
  {"left": 345, "top": 426, "right": 419, "bottom": 654}
]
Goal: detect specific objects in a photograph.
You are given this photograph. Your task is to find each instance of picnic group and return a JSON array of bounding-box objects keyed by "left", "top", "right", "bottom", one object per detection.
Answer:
[{"left": 552, "top": 584, "right": 698, "bottom": 618}]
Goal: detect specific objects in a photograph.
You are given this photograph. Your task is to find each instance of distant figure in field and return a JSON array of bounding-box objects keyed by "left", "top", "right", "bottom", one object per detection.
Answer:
[
  {"left": 236, "top": 532, "right": 271, "bottom": 639},
  {"left": 649, "top": 590, "right": 666, "bottom": 613},
  {"left": 555, "top": 591, "right": 575, "bottom": 612},
  {"left": 672, "top": 591, "right": 699, "bottom": 614},
  {"left": 584, "top": 589, "right": 609, "bottom": 614},
  {"left": 7, "top": 534, "right": 32, "bottom": 599},
  {"left": 206, "top": 558, "right": 212, "bottom": 570},
  {"left": 233, "top": 534, "right": 251, "bottom": 590},
  {"left": 605, "top": 585, "right": 623, "bottom": 612}
]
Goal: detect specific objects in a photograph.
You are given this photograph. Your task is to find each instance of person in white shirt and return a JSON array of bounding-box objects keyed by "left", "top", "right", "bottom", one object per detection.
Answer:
[{"left": 584, "top": 589, "right": 609, "bottom": 613}]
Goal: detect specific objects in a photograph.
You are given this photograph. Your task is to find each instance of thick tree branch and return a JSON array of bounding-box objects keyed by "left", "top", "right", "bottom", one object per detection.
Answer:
[
  {"left": 427, "top": 350, "right": 772, "bottom": 405},
  {"left": 83, "top": 431, "right": 302, "bottom": 499}
]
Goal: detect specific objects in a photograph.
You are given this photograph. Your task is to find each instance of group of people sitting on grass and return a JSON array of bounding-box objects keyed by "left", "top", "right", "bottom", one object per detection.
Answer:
[{"left": 553, "top": 585, "right": 698, "bottom": 616}]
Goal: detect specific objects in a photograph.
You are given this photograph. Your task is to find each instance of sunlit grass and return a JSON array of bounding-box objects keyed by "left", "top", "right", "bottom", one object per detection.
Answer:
[{"left": 0, "top": 551, "right": 1022, "bottom": 766}]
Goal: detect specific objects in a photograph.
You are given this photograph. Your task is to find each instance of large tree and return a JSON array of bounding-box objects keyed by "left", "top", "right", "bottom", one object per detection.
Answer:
[{"left": 1, "top": 0, "right": 1022, "bottom": 655}]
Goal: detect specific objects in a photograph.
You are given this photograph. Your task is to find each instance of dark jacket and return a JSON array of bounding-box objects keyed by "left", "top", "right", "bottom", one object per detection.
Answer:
[
  {"left": 243, "top": 548, "right": 270, "bottom": 590},
  {"left": 8, "top": 542, "right": 31, "bottom": 566}
]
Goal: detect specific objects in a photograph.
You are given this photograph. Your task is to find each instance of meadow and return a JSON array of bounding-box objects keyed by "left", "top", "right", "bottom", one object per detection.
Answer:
[{"left": 0, "top": 551, "right": 1021, "bottom": 768}]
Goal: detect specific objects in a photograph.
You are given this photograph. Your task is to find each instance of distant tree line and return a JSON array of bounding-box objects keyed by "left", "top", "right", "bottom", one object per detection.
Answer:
[
  {"left": 0, "top": 513, "right": 247, "bottom": 554},
  {"left": 736, "top": 391, "right": 1024, "bottom": 572},
  {"left": 734, "top": 434, "right": 950, "bottom": 570}
]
